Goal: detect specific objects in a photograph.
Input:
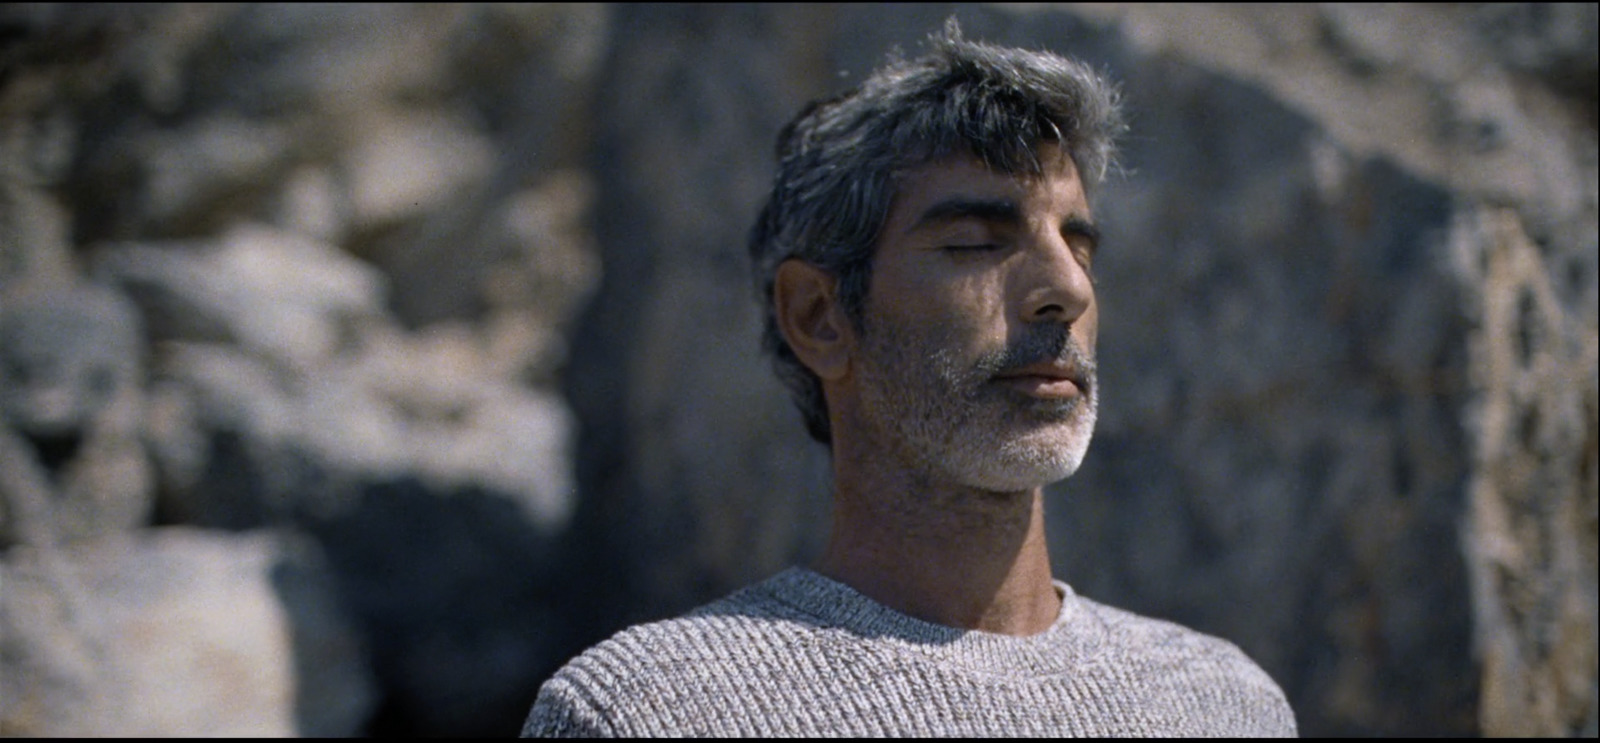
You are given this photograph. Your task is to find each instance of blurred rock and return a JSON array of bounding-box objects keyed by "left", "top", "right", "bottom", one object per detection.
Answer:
[
  {"left": 1451, "top": 207, "right": 1599, "bottom": 737},
  {"left": 344, "top": 4, "right": 604, "bottom": 331},
  {"left": 3, "top": 4, "right": 599, "bottom": 738},
  {"left": 137, "top": 115, "right": 296, "bottom": 231},
  {"left": 342, "top": 109, "right": 492, "bottom": 230},
  {"left": 94, "top": 223, "right": 388, "bottom": 370},
  {"left": 139, "top": 342, "right": 304, "bottom": 528},
  {"left": 272, "top": 165, "right": 350, "bottom": 245},
  {"left": 492, "top": 170, "right": 601, "bottom": 336},
  {"left": 0, "top": 527, "right": 374, "bottom": 736},
  {"left": 300, "top": 323, "right": 576, "bottom": 530},
  {"left": 139, "top": 325, "right": 575, "bottom": 535},
  {"left": 560, "top": 3, "right": 836, "bottom": 638},
  {"left": 0, "top": 181, "right": 73, "bottom": 287},
  {"left": 130, "top": 326, "right": 576, "bottom": 738},
  {"left": 0, "top": 282, "right": 151, "bottom": 546},
  {"left": 303, "top": 478, "right": 566, "bottom": 738},
  {"left": 1472, "top": 3, "right": 1599, "bottom": 104},
  {"left": 184, "top": 4, "right": 466, "bottom": 116}
]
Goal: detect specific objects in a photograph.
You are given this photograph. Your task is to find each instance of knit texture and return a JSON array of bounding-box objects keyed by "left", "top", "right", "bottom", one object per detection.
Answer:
[{"left": 522, "top": 567, "right": 1297, "bottom": 737}]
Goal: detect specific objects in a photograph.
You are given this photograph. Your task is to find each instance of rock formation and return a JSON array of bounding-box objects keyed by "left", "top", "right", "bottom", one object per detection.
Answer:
[
  {"left": 0, "top": 528, "right": 373, "bottom": 736},
  {"left": 0, "top": 3, "right": 1591, "bottom": 737}
]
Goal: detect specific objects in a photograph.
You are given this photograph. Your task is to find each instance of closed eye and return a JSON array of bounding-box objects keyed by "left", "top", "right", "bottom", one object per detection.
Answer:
[
  {"left": 1074, "top": 243, "right": 1096, "bottom": 278},
  {"left": 942, "top": 243, "right": 1001, "bottom": 253}
]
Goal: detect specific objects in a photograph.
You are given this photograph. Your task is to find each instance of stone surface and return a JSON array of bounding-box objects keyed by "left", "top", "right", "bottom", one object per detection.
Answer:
[
  {"left": 0, "top": 282, "right": 151, "bottom": 546},
  {"left": 93, "top": 223, "right": 388, "bottom": 370},
  {"left": 0, "top": 181, "right": 73, "bottom": 287},
  {"left": 342, "top": 109, "right": 493, "bottom": 230},
  {"left": 1451, "top": 207, "right": 1599, "bottom": 737},
  {"left": 0, "top": 527, "right": 374, "bottom": 736},
  {"left": 559, "top": 3, "right": 837, "bottom": 639}
]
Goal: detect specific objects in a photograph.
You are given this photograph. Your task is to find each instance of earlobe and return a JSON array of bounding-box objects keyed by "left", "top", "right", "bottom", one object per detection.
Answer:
[{"left": 773, "top": 259, "right": 852, "bottom": 381}]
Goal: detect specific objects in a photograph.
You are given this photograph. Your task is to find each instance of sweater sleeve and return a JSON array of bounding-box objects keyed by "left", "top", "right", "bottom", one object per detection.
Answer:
[{"left": 520, "top": 675, "right": 616, "bottom": 738}]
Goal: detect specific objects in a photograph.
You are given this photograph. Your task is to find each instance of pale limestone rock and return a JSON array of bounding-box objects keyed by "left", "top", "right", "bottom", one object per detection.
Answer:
[
  {"left": 0, "top": 528, "right": 375, "bottom": 736},
  {"left": 95, "top": 223, "right": 388, "bottom": 370},
  {"left": 0, "top": 282, "right": 150, "bottom": 547},
  {"left": 342, "top": 109, "right": 494, "bottom": 229},
  {"left": 1452, "top": 207, "right": 1599, "bottom": 737}
]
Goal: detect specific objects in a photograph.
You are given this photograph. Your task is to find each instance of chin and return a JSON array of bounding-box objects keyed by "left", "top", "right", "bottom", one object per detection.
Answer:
[{"left": 953, "top": 416, "right": 1097, "bottom": 492}]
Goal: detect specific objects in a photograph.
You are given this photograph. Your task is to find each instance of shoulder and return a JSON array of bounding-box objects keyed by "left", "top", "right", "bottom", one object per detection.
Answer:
[
  {"left": 521, "top": 580, "right": 819, "bottom": 737},
  {"left": 1074, "top": 596, "right": 1299, "bottom": 736},
  {"left": 575, "top": 579, "right": 816, "bottom": 675},
  {"left": 1080, "top": 597, "right": 1257, "bottom": 666}
]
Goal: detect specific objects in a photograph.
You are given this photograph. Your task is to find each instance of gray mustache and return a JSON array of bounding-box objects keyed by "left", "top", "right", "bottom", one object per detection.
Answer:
[{"left": 982, "top": 326, "right": 1096, "bottom": 389}]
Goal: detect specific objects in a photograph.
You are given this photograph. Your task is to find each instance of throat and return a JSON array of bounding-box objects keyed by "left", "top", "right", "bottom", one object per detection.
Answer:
[{"left": 817, "top": 485, "right": 1059, "bottom": 636}]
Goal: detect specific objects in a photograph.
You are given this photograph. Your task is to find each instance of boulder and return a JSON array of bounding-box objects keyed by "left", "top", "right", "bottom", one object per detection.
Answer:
[
  {"left": 0, "top": 282, "right": 151, "bottom": 546},
  {"left": 0, "top": 527, "right": 375, "bottom": 736},
  {"left": 94, "top": 223, "right": 388, "bottom": 371}
]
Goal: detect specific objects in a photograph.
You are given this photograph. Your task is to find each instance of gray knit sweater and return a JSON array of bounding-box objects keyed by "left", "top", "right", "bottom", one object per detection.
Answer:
[{"left": 522, "top": 567, "right": 1297, "bottom": 737}]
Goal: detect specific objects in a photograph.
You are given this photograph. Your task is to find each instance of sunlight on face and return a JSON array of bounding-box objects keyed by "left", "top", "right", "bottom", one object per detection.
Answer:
[{"left": 853, "top": 146, "right": 1100, "bottom": 491}]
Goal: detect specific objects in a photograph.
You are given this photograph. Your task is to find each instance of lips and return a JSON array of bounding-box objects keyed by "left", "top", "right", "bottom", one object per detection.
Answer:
[{"left": 993, "top": 363, "right": 1088, "bottom": 399}]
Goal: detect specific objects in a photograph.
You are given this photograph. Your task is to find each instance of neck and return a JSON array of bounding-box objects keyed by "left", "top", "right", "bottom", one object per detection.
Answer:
[{"left": 815, "top": 447, "right": 1061, "bottom": 636}]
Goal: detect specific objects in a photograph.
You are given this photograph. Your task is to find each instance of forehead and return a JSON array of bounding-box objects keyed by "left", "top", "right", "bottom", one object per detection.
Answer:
[{"left": 884, "top": 145, "right": 1088, "bottom": 230}]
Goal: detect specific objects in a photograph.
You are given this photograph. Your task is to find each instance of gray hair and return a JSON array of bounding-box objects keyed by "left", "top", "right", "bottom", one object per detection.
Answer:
[{"left": 749, "top": 18, "right": 1126, "bottom": 444}]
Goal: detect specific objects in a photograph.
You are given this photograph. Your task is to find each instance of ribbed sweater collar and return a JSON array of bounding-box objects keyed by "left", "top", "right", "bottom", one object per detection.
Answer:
[{"left": 751, "top": 566, "right": 1107, "bottom": 678}]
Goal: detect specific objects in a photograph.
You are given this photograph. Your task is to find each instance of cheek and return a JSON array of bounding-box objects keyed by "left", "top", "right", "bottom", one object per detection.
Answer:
[
  {"left": 926, "top": 278, "right": 1013, "bottom": 353},
  {"left": 872, "top": 263, "right": 995, "bottom": 322}
]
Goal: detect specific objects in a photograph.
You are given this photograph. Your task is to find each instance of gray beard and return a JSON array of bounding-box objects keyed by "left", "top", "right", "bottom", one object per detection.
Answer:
[{"left": 857, "top": 320, "right": 1099, "bottom": 492}]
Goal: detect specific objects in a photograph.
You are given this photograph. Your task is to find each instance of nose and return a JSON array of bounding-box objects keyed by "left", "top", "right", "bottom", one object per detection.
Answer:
[{"left": 1018, "top": 231, "right": 1094, "bottom": 326}]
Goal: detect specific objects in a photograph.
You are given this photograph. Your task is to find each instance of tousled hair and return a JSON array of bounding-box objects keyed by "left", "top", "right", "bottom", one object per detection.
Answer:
[{"left": 749, "top": 18, "right": 1125, "bottom": 444}]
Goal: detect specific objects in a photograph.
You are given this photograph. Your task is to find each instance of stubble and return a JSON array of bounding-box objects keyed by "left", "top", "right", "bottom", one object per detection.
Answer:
[{"left": 856, "top": 319, "right": 1099, "bottom": 493}]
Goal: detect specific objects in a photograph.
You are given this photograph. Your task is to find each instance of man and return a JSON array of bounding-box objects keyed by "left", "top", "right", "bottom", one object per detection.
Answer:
[{"left": 523, "top": 20, "right": 1297, "bottom": 737}]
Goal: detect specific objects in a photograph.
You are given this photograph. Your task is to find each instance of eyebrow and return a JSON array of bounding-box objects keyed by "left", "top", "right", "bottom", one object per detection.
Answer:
[
  {"left": 908, "top": 196, "right": 1101, "bottom": 250},
  {"left": 907, "top": 197, "right": 1022, "bottom": 233}
]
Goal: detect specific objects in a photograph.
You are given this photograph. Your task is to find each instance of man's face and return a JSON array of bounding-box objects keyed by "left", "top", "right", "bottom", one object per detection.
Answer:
[{"left": 850, "top": 143, "right": 1099, "bottom": 492}]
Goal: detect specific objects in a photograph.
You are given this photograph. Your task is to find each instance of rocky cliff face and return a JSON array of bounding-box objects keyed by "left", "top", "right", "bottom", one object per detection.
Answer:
[
  {"left": 1, "top": 5, "right": 599, "bottom": 736},
  {"left": 0, "top": 3, "right": 1593, "bottom": 737}
]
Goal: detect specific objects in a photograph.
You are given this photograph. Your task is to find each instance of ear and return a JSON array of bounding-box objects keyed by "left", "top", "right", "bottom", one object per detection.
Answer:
[{"left": 773, "top": 259, "right": 853, "bottom": 382}]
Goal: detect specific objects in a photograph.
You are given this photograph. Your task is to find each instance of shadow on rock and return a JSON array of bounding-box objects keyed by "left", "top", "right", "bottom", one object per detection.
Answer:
[{"left": 299, "top": 476, "right": 571, "bottom": 737}]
